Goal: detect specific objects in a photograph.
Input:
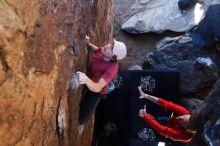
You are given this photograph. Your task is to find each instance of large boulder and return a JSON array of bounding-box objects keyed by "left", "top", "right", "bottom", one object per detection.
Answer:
[
  {"left": 0, "top": 0, "right": 114, "bottom": 146},
  {"left": 121, "top": 0, "right": 215, "bottom": 34},
  {"left": 143, "top": 36, "right": 220, "bottom": 97}
]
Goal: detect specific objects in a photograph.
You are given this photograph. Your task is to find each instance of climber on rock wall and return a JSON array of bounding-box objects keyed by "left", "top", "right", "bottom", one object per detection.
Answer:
[{"left": 77, "top": 35, "right": 127, "bottom": 125}]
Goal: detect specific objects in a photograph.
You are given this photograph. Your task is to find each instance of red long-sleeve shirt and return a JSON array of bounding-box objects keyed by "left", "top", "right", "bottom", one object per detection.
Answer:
[{"left": 143, "top": 98, "right": 194, "bottom": 142}]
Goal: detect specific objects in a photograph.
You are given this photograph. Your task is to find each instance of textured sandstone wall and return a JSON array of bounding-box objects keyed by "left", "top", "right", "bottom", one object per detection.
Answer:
[{"left": 0, "top": 0, "right": 113, "bottom": 146}]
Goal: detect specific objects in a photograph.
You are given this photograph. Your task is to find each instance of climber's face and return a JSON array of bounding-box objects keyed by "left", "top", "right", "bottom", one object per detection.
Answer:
[
  {"left": 101, "top": 42, "right": 114, "bottom": 59},
  {"left": 176, "top": 114, "right": 190, "bottom": 128}
]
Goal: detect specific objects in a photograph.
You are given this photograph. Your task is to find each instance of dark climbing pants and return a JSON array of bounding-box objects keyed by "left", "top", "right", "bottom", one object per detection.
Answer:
[{"left": 78, "top": 90, "right": 104, "bottom": 125}]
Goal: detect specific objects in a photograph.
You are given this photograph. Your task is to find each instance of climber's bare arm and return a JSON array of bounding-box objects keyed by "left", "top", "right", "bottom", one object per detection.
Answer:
[{"left": 85, "top": 35, "right": 99, "bottom": 52}]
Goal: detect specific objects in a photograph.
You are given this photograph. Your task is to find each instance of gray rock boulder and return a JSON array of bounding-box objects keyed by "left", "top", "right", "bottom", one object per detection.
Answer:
[
  {"left": 143, "top": 36, "right": 220, "bottom": 97},
  {"left": 121, "top": 0, "right": 215, "bottom": 34}
]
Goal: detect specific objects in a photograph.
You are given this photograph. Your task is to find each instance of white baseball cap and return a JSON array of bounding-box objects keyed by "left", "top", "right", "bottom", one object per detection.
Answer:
[{"left": 112, "top": 39, "right": 127, "bottom": 60}]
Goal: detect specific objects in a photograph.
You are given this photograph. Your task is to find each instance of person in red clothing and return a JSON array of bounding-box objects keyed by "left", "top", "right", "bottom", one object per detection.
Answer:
[
  {"left": 77, "top": 35, "right": 127, "bottom": 125},
  {"left": 138, "top": 86, "right": 196, "bottom": 142}
]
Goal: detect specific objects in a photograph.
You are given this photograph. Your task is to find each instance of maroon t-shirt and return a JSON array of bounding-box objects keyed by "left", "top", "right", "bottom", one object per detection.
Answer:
[{"left": 89, "top": 48, "right": 118, "bottom": 94}]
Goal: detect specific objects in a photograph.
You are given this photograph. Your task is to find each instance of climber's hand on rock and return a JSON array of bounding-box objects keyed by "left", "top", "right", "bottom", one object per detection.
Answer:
[
  {"left": 77, "top": 71, "right": 89, "bottom": 85},
  {"left": 85, "top": 35, "right": 90, "bottom": 45}
]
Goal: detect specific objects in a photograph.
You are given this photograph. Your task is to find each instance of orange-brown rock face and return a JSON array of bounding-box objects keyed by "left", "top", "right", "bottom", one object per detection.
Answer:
[{"left": 0, "top": 0, "right": 113, "bottom": 146}]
